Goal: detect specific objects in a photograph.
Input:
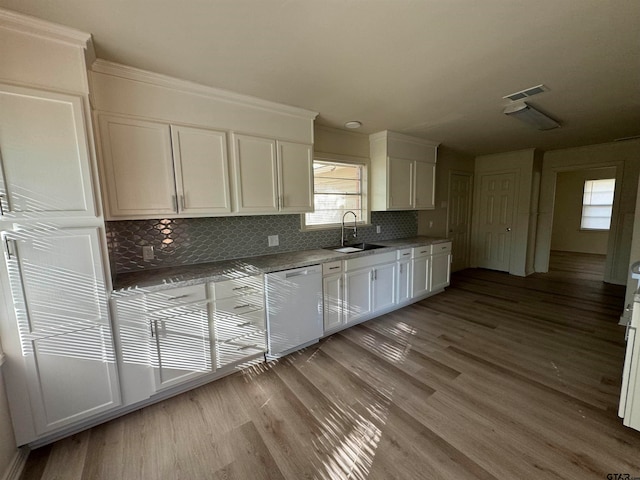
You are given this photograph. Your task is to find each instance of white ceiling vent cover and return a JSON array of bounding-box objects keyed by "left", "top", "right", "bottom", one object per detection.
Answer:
[{"left": 503, "top": 84, "right": 549, "bottom": 102}]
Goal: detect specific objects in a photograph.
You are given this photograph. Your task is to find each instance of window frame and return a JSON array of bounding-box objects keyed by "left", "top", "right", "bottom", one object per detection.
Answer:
[
  {"left": 300, "top": 153, "right": 370, "bottom": 231},
  {"left": 580, "top": 178, "right": 615, "bottom": 231}
]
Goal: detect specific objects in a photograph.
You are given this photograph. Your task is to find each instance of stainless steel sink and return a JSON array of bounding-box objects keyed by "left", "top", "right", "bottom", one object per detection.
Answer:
[{"left": 325, "top": 243, "right": 386, "bottom": 253}]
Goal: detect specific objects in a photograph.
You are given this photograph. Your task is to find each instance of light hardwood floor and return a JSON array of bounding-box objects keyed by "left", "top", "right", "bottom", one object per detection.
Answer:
[{"left": 20, "top": 259, "right": 640, "bottom": 479}]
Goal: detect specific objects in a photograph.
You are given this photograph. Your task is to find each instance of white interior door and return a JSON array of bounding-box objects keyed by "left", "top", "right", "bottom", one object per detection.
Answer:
[
  {"left": 476, "top": 173, "right": 516, "bottom": 272},
  {"left": 448, "top": 173, "right": 473, "bottom": 272}
]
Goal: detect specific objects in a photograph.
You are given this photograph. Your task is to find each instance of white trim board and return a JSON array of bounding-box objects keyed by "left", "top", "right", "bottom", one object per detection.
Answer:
[{"left": 1, "top": 448, "right": 28, "bottom": 480}]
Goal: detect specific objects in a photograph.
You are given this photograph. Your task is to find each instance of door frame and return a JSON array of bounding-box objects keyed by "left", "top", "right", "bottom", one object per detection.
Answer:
[
  {"left": 446, "top": 170, "right": 473, "bottom": 271},
  {"left": 471, "top": 168, "right": 520, "bottom": 273}
]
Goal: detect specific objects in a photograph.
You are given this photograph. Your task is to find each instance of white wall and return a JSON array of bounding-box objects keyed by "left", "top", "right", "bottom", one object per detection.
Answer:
[
  {"left": 551, "top": 167, "right": 616, "bottom": 255},
  {"left": 0, "top": 360, "right": 17, "bottom": 476},
  {"left": 314, "top": 125, "right": 369, "bottom": 159},
  {"left": 536, "top": 140, "right": 640, "bottom": 285},
  {"left": 417, "top": 146, "right": 474, "bottom": 237}
]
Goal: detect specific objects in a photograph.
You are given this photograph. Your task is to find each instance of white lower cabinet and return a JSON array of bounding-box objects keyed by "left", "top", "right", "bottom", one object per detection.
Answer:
[
  {"left": 323, "top": 261, "right": 345, "bottom": 332},
  {"left": 343, "top": 251, "right": 397, "bottom": 325},
  {"left": 412, "top": 246, "right": 431, "bottom": 298},
  {"left": 344, "top": 268, "right": 374, "bottom": 324},
  {"left": 2, "top": 227, "right": 120, "bottom": 443},
  {"left": 372, "top": 262, "right": 396, "bottom": 311},
  {"left": 112, "top": 276, "right": 266, "bottom": 407},
  {"left": 431, "top": 252, "right": 452, "bottom": 292},
  {"left": 396, "top": 248, "right": 413, "bottom": 304},
  {"left": 211, "top": 275, "right": 267, "bottom": 368},
  {"left": 148, "top": 288, "right": 212, "bottom": 391}
]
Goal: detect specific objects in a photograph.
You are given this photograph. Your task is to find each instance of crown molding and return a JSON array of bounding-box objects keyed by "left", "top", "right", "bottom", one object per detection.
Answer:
[
  {"left": 369, "top": 129, "right": 440, "bottom": 148},
  {"left": 0, "top": 8, "right": 91, "bottom": 48},
  {"left": 91, "top": 59, "right": 318, "bottom": 120}
]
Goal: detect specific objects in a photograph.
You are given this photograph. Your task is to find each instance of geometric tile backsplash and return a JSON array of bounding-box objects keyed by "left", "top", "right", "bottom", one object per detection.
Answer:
[{"left": 106, "top": 211, "right": 418, "bottom": 275}]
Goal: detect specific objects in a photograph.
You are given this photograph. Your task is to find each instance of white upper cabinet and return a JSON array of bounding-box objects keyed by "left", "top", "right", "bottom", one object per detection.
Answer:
[
  {"left": 414, "top": 160, "right": 436, "bottom": 210},
  {"left": 98, "top": 115, "right": 176, "bottom": 217},
  {"left": 233, "top": 134, "right": 279, "bottom": 213},
  {"left": 0, "top": 84, "right": 96, "bottom": 220},
  {"left": 388, "top": 157, "right": 414, "bottom": 210},
  {"left": 98, "top": 115, "right": 232, "bottom": 219},
  {"left": 370, "top": 130, "right": 438, "bottom": 211},
  {"left": 277, "top": 141, "right": 313, "bottom": 213},
  {"left": 171, "top": 125, "right": 231, "bottom": 214},
  {"left": 234, "top": 134, "right": 313, "bottom": 214}
]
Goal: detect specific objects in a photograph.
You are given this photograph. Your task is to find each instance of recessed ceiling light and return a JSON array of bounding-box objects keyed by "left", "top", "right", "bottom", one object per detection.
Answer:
[{"left": 344, "top": 121, "right": 362, "bottom": 129}]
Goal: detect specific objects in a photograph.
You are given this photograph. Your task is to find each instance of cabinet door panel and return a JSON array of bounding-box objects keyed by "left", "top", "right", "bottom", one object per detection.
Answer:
[
  {"left": 171, "top": 126, "right": 231, "bottom": 214},
  {"left": 388, "top": 157, "right": 413, "bottom": 209},
  {"left": 414, "top": 161, "right": 436, "bottom": 209},
  {"left": 29, "top": 325, "right": 118, "bottom": 432},
  {"left": 344, "top": 268, "right": 373, "bottom": 324},
  {"left": 277, "top": 141, "right": 313, "bottom": 213},
  {"left": 98, "top": 115, "right": 176, "bottom": 217},
  {"left": 0, "top": 85, "right": 95, "bottom": 218},
  {"left": 373, "top": 262, "right": 396, "bottom": 311},
  {"left": 234, "top": 135, "right": 278, "bottom": 213},
  {"left": 412, "top": 257, "right": 430, "bottom": 298},
  {"left": 396, "top": 259, "right": 412, "bottom": 304},
  {"left": 430, "top": 253, "right": 451, "bottom": 292},
  {"left": 153, "top": 306, "right": 211, "bottom": 390},
  {"left": 323, "top": 274, "right": 344, "bottom": 332},
  {"left": 4, "top": 227, "right": 120, "bottom": 435}
]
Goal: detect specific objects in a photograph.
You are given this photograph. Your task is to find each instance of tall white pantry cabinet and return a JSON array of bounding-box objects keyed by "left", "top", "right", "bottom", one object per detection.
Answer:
[{"left": 0, "top": 12, "right": 120, "bottom": 445}]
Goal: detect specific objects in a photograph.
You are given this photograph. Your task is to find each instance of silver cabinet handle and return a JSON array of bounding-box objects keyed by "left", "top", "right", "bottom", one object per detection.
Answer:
[
  {"left": 399, "top": 264, "right": 403, "bottom": 274},
  {"left": 232, "top": 285, "right": 251, "bottom": 291},
  {"left": 172, "top": 195, "right": 178, "bottom": 213},
  {"left": 234, "top": 304, "right": 252, "bottom": 310},
  {"left": 3, "top": 236, "right": 15, "bottom": 260},
  {"left": 239, "top": 344, "right": 258, "bottom": 351},
  {"left": 167, "top": 294, "right": 188, "bottom": 301},
  {"left": 180, "top": 195, "right": 185, "bottom": 211},
  {"left": 0, "top": 193, "right": 5, "bottom": 216},
  {"left": 150, "top": 320, "right": 155, "bottom": 338},
  {"left": 329, "top": 266, "right": 340, "bottom": 270}
]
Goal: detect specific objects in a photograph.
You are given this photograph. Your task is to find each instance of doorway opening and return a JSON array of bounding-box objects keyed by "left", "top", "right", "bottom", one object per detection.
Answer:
[{"left": 549, "top": 166, "right": 616, "bottom": 281}]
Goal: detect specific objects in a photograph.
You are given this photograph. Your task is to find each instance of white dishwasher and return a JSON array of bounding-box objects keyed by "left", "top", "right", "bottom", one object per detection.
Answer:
[{"left": 265, "top": 264, "right": 323, "bottom": 359}]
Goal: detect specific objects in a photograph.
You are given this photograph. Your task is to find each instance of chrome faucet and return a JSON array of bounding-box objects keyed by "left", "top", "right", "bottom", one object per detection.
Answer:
[{"left": 341, "top": 211, "right": 358, "bottom": 246}]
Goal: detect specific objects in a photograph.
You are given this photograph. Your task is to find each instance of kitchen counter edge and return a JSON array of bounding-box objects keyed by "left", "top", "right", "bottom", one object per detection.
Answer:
[{"left": 110, "top": 236, "right": 449, "bottom": 297}]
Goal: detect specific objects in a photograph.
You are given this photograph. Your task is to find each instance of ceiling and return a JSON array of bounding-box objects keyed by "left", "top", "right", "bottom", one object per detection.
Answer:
[{"left": 2, "top": 0, "right": 639, "bottom": 155}]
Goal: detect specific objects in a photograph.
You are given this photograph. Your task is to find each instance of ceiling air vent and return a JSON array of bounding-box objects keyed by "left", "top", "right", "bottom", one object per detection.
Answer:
[{"left": 503, "top": 84, "right": 549, "bottom": 102}]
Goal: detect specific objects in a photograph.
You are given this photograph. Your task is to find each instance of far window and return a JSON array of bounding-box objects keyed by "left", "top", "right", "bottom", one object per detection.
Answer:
[
  {"left": 303, "top": 160, "right": 367, "bottom": 229},
  {"left": 581, "top": 178, "right": 615, "bottom": 230}
]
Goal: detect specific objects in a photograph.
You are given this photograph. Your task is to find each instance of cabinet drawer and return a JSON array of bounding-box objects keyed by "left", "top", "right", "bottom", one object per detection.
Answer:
[
  {"left": 217, "top": 331, "right": 267, "bottom": 367},
  {"left": 432, "top": 242, "right": 452, "bottom": 254},
  {"left": 412, "top": 245, "right": 432, "bottom": 258},
  {"left": 323, "top": 260, "right": 343, "bottom": 275},
  {"left": 396, "top": 248, "right": 412, "bottom": 260},
  {"left": 212, "top": 275, "right": 264, "bottom": 300},
  {"left": 214, "top": 293, "right": 264, "bottom": 317},
  {"left": 344, "top": 251, "right": 396, "bottom": 271},
  {"left": 145, "top": 284, "right": 208, "bottom": 310},
  {"left": 214, "top": 308, "right": 265, "bottom": 343}
]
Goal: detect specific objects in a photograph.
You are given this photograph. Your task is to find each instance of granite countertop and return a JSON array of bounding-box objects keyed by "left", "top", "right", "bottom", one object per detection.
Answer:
[{"left": 111, "top": 235, "right": 449, "bottom": 296}]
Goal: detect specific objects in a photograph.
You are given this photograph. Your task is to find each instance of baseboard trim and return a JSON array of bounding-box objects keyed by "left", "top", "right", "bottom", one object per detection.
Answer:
[{"left": 1, "top": 447, "right": 29, "bottom": 480}]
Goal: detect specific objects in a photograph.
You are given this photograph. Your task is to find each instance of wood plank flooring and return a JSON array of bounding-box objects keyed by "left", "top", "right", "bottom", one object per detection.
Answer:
[{"left": 20, "top": 260, "right": 640, "bottom": 479}]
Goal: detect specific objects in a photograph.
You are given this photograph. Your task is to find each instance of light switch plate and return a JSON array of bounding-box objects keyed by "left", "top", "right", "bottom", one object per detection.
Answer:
[
  {"left": 268, "top": 235, "right": 279, "bottom": 247},
  {"left": 376, "top": 225, "right": 381, "bottom": 234}
]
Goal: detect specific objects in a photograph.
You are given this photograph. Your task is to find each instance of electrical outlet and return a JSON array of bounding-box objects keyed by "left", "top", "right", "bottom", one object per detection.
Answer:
[
  {"left": 142, "top": 245, "right": 154, "bottom": 261},
  {"left": 376, "top": 225, "right": 381, "bottom": 234},
  {"left": 429, "top": 221, "right": 434, "bottom": 228},
  {"left": 268, "top": 235, "right": 279, "bottom": 247}
]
